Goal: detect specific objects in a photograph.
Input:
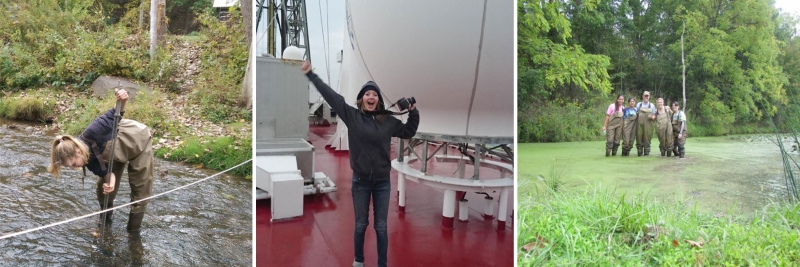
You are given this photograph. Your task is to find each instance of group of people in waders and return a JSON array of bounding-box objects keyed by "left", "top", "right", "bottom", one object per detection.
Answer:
[{"left": 602, "top": 91, "right": 688, "bottom": 158}]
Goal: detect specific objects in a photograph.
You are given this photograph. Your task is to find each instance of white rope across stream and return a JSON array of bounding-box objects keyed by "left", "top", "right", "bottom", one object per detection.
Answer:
[{"left": 0, "top": 159, "right": 252, "bottom": 240}]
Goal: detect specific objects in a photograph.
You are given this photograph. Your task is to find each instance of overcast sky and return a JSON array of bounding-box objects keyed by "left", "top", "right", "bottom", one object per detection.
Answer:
[{"left": 256, "top": 0, "right": 345, "bottom": 91}]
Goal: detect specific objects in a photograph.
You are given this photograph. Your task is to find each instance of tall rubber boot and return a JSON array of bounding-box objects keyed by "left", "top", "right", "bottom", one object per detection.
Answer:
[
  {"left": 128, "top": 231, "right": 144, "bottom": 265},
  {"left": 98, "top": 200, "right": 114, "bottom": 226},
  {"left": 606, "top": 149, "right": 611, "bottom": 157},
  {"left": 127, "top": 212, "right": 145, "bottom": 233},
  {"left": 612, "top": 148, "right": 618, "bottom": 156},
  {"left": 667, "top": 151, "right": 672, "bottom": 157},
  {"left": 661, "top": 149, "right": 666, "bottom": 156},
  {"left": 637, "top": 147, "right": 643, "bottom": 156},
  {"left": 644, "top": 147, "right": 651, "bottom": 156}
]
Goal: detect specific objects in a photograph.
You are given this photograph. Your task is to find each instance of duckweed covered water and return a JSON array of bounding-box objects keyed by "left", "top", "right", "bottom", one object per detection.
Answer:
[{"left": 519, "top": 135, "right": 793, "bottom": 214}]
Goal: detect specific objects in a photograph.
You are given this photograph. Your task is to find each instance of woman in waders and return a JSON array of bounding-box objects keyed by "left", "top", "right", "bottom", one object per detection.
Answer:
[
  {"left": 302, "top": 61, "right": 420, "bottom": 267},
  {"left": 655, "top": 98, "right": 674, "bottom": 156},
  {"left": 671, "top": 101, "right": 687, "bottom": 158},
  {"left": 621, "top": 97, "right": 638, "bottom": 156},
  {"left": 48, "top": 89, "right": 154, "bottom": 233},
  {"left": 635, "top": 91, "right": 656, "bottom": 156},
  {"left": 602, "top": 95, "right": 625, "bottom": 156}
]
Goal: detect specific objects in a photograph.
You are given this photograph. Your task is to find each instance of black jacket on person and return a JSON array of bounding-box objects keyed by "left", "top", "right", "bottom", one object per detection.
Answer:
[
  {"left": 79, "top": 108, "right": 121, "bottom": 177},
  {"left": 306, "top": 71, "right": 420, "bottom": 181}
]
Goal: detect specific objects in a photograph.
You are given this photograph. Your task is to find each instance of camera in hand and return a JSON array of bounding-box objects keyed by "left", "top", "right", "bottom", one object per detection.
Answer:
[{"left": 396, "top": 97, "right": 416, "bottom": 111}]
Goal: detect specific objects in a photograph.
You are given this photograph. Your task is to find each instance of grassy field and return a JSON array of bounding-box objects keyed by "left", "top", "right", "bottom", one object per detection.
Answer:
[{"left": 517, "top": 137, "right": 800, "bottom": 266}]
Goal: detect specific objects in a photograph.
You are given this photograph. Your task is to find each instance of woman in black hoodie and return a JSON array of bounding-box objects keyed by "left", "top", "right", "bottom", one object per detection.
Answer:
[{"left": 302, "top": 61, "right": 419, "bottom": 267}]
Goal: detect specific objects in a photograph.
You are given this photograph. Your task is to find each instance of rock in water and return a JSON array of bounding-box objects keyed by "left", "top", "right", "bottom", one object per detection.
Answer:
[{"left": 90, "top": 76, "right": 151, "bottom": 100}]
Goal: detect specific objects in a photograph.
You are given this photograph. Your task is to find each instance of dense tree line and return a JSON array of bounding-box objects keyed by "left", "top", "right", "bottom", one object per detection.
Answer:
[{"left": 519, "top": 0, "right": 800, "bottom": 142}]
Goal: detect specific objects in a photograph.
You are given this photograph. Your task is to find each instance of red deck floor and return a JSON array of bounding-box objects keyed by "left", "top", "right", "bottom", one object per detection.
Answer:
[{"left": 256, "top": 125, "right": 515, "bottom": 267}]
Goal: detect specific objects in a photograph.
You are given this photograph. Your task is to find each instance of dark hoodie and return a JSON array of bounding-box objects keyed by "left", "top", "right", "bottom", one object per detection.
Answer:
[{"left": 306, "top": 71, "right": 420, "bottom": 181}]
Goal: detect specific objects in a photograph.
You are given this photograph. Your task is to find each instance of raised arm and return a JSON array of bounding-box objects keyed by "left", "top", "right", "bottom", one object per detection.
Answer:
[
  {"left": 302, "top": 61, "right": 357, "bottom": 125},
  {"left": 392, "top": 108, "right": 420, "bottom": 139}
]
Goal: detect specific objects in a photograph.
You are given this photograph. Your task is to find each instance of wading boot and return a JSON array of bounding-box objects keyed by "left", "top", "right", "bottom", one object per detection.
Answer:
[
  {"left": 606, "top": 149, "right": 611, "bottom": 157},
  {"left": 667, "top": 151, "right": 672, "bottom": 157},
  {"left": 680, "top": 151, "right": 685, "bottom": 159},
  {"left": 127, "top": 212, "right": 145, "bottom": 233},
  {"left": 612, "top": 148, "right": 618, "bottom": 156},
  {"left": 661, "top": 150, "right": 666, "bottom": 157},
  {"left": 644, "top": 147, "right": 651, "bottom": 156},
  {"left": 637, "top": 148, "right": 643, "bottom": 156},
  {"left": 98, "top": 200, "right": 113, "bottom": 226}
]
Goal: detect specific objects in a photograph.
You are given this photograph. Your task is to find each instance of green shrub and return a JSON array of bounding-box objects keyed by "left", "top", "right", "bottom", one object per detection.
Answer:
[
  {"left": 0, "top": 95, "right": 54, "bottom": 121},
  {"left": 156, "top": 136, "right": 252, "bottom": 177},
  {"left": 518, "top": 98, "right": 606, "bottom": 142},
  {"left": 60, "top": 90, "right": 168, "bottom": 136},
  {"left": 518, "top": 187, "right": 800, "bottom": 266},
  {"left": 0, "top": 0, "right": 178, "bottom": 91},
  {"left": 190, "top": 9, "right": 249, "bottom": 123}
]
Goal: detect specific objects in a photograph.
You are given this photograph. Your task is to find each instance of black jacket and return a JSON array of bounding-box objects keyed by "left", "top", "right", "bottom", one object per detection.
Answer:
[
  {"left": 306, "top": 72, "right": 420, "bottom": 181},
  {"left": 79, "top": 108, "right": 120, "bottom": 177}
]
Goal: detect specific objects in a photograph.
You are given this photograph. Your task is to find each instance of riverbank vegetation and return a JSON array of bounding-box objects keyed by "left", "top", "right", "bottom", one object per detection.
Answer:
[
  {"left": 518, "top": 0, "right": 800, "bottom": 142},
  {"left": 517, "top": 185, "right": 800, "bottom": 266},
  {"left": 0, "top": 1, "right": 251, "bottom": 177}
]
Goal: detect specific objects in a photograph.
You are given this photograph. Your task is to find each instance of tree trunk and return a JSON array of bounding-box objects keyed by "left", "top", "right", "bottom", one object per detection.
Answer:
[
  {"left": 157, "top": 0, "right": 167, "bottom": 43},
  {"left": 149, "top": 0, "right": 157, "bottom": 61},
  {"left": 241, "top": 0, "right": 253, "bottom": 108},
  {"left": 149, "top": 0, "right": 167, "bottom": 61},
  {"left": 139, "top": 0, "right": 144, "bottom": 34}
]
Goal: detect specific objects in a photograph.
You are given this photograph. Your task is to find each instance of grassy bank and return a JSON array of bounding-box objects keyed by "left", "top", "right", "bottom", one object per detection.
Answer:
[
  {"left": 0, "top": 1, "right": 251, "bottom": 178},
  {"left": 518, "top": 186, "right": 800, "bottom": 266},
  {"left": 0, "top": 88, "right": 251, "bottom": 178}
]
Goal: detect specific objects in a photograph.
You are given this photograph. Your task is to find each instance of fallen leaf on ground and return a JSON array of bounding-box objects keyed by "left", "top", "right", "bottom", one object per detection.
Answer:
[
  {"left": 685, "top": 239, "right": 703, "bottom": 248},
  {"left": 522, "top": 235, "right": 548, "bottom": 252},
  {"left": 672, "top": 239, "right": 679, "bottom": 247},
  {"left": 22, "top": 173, "right": 33, "bottom": 178}
]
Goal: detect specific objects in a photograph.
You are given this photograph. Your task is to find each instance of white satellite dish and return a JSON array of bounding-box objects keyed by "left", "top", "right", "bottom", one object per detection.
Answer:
[{"left": 282, "top": 46, "right": 305, "bottom": 61}]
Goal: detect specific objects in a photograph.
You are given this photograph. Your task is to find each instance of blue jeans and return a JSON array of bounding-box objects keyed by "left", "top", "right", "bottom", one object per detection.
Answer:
[{"left": 352, "top": 176, "right": 391, "bottom": 267}]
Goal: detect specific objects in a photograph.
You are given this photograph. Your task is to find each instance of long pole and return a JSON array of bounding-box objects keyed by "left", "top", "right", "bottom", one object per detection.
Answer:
[
  {"left": 99, "top": 100, "right": 122, "bottom": 241},
  {"left": 682, "top": 21, "right": 686, "bottom": 110}
]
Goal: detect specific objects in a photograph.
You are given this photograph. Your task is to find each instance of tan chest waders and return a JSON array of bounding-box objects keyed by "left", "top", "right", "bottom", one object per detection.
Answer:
[
  {"left": 606, "top": 109, "right": 624, "bottom": 156},
  {"left": 636, "top": 105, "right": 655, "bottom": 156},
  {"left": 656, "top": 110, "right": 674, "bottom": 156},
  {"left": 93, "top": 119, "right": 154, "bottom": 232},
  {"left": 622, "top": 111, "right": 637, "bottom": 156}
]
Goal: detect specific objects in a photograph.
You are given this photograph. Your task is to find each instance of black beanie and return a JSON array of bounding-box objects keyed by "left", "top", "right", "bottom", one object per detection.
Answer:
[{"left": 356, "top": 81, "right": 384, "bottom": 105}]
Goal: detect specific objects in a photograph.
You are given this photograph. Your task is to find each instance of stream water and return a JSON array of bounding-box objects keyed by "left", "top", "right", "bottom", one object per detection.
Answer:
[
  {"left": 519, "top": 135, "right": 796, "bottom": 214},
  {"left": 0, "top": 119, "right": 252, "bottom": 266}
]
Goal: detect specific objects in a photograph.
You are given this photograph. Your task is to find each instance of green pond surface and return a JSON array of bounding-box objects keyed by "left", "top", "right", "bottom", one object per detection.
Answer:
[{"left": 519, "top": 135, "right": 798, "bottom": 214}]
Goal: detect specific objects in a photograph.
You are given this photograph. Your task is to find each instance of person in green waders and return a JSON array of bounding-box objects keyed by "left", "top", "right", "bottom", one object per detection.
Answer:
[
  {"left": 602, "top": 94, "right": 625, "bottom": 156},
  {"left": 621, "top": 97, "right": 638, "bottom": 156},
  {"left": 671, "top": 101, "right": 687, "bottom": 158},
  {"left": 655, "top": 98, "right": 674, "bottom": 156},
  {"left": 635, "top": 91, "right": 656, "bottom": 156}
]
